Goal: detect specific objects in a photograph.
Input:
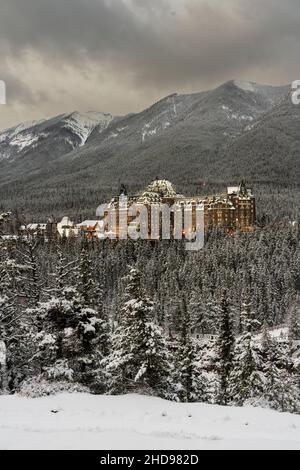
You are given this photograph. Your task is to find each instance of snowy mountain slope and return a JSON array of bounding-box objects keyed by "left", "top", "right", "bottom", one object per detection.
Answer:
[
  {"left": 0, "top": 111, "right": 114, "bottom": 162},
  {"left": 220, "top": 91, "right": 300, "bottom": 181},
  {"left": 0, "top": 79, "right": 293, "bottom": 219},
  {"left": 86, "top": 81, "right": 288, "bottom": 151},
  {"left": 0, "top": 393, "right": 300, "bottom": 450},
  {"left": 0, "top": 119, "right": 43, "bottom": 144},
  {"left": 62, "top": 111, "right": 113, "bottom": 147},
  {"left": 0, "top": 80, "right": 286, "bottom": 164},
  {"left": 0, "top": 120, "right": 44, "bottom": 159}
]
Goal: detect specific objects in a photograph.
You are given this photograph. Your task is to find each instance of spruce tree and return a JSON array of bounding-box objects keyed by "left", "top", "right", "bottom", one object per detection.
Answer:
[
  {"left": 0, "top": 234, "right": 23, "bottom": 392},
  {"left": 77, "top": 246, "right": 99, "bottom": 308},
  {"left": 230, "top": 295, "right": 263, "bottom": 406},
  {"left": 24, "top": 245, "right": 110, "bottom": 392},
  {"left": 261, "top": 329, "right": 299, "bottom": 413},
  {"left": 215, "top": 292, "right": 235, "bottom": 405},
  {"left": 288, "top": 300, "right": 300, "bottom": 345},
  {"left": 230, "top": 334, "right": 263, "bottom": 406},
  {"left": 15, "top": 240, "right": 41, "bottom": 308},
  {"left": 175, "top": 276, "right": 206, "bottom": 402},
  {"left": 106, "top": 266, "right": 172, "bottom": 398}
]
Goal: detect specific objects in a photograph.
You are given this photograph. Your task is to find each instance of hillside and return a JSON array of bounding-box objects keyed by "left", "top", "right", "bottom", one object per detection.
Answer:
[{"left": 0, "top": 80, "right": 297, "bottom": 220}]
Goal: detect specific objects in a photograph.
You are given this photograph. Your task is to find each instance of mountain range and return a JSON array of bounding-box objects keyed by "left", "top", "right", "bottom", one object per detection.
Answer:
[{"left": 0, "top": 79, "right": 299, "bottom": 220}]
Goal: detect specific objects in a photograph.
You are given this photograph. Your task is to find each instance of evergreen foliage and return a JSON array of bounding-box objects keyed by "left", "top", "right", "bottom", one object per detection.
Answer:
[{"left": 0, "top": 214, "right": 300, "bottom": 413}]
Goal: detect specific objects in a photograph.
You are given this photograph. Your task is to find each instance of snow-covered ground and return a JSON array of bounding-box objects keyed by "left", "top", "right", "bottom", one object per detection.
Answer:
[{"left": 0, "top": 393, "right": 300, "bottom": 450}]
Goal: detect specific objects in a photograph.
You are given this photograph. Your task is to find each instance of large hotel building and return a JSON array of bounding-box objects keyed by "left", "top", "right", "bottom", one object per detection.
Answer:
[{"left": 104, "top": 179, "right": 256, "bottom": 239}]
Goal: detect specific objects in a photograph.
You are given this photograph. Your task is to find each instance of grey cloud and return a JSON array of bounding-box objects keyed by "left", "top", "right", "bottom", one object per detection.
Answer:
[
  {"left": 1, "top": 0, "right": 300, "bottom": 127},
  {"left": 0, "top": 0, "right": 299, "bottom": 82},
  {"left": 0, "top": 71, "right": 42, "bottom": 105}
]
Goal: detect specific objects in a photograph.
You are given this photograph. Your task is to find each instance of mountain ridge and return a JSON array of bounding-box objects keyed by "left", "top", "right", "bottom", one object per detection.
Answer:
[{"left": 0, "top": 80, "right": 297, "bottom": 219}]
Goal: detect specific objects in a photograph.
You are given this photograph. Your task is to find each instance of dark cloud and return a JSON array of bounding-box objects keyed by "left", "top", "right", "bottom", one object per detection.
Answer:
[{"left": 0, "top": 0, "right": 300, "bottom": 127}]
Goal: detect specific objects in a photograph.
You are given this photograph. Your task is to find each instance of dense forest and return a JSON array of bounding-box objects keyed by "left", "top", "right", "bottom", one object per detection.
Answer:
[{"left": 1, "top": 204, "right": 300, "bottom": 413}]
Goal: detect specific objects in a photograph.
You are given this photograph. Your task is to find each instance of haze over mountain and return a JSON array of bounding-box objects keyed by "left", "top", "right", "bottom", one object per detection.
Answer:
[{"left": 0, "top": 80, "right": 298, "bottom": 220}]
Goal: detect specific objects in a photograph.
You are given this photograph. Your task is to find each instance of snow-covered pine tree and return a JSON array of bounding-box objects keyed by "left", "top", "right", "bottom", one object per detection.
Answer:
[
  {"left": 261, "top": 327, "right": 300, "bottom": 413},
  {"left": 175, "top": 275, "right": 207, "bottom": 403},
  {"left": 288, "top": 299, "right": 300, "bottom": 345},
  {"left": 240, "top": 288, "right": 261, "bottom": 334},
  {"left": 0, "top": 227, "right": 18, "bottom": 393},
  {"left": 77, "top": 246, "right": 99, "bottom": 308},
  {"left": 206, "top": 293, "right": 220, "bottom": 335},
  {"left": 23, "top": 245, "right": 109, "bottom": 393},
  {"left": 0, "top": 212, "right": 11, "bottom": 234},
  {"left": 164, "top": 279, "right": 182, "bottom": 336},
  {"left": 188, "top": 287, "right": 205, "bottom": 334},
  {"left": 215, "top": 292, "right": 235, "bottom": 405},
  {"left": 0, "top": 232, "right": 38, "bottom": 393},
  {"left": 48, "top": 244, "right": 77, "bottom": 296},
  {"left": 229, "top": 297, "right": 264, "bottom": 406},
  {"left": 15, "top": 240, "right": 42, "bottom": 308},
  {"left": 105, "top": 266, "right": 172, "bottom": 398},
  {"left": 0, "top": 251, "right": 13, "bottom": 393},
  {"left": 75, "top": 245, "right": 110, "bottom": 390},
  {"left": 25, "top": 290, "right": 102, "bottom": 392}
]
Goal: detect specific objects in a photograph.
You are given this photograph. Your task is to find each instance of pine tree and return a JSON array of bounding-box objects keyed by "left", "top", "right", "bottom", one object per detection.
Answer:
[
  {"left": 106, "top": 266, "right": 172, "bottom": 398},
  {"left": 188, "top": 287, "right": 204, "bottom": 333},
  {"left": 215, "top": 292, "right": 235, "bottom": 405},
  {"left": 288, "top": 300, "right": 300, "bottom": 345},
  {"left": 23, "top": 245, "right": 110, "bottom": 392},
  {"left": 15, "top": 240, "right": 42, "bottom": 308},
  {"left": 175, "top": 276, "right": 206, "bottom": 402},
  {"left": 230, "top": 296, "right": 263, "bottom": 406},
  {"left": 0, "top": 234, "right": 23, "bottom": 393},
  {"left": 28, "top": 290, "right": 102, "bottom": 390},
  {"left": 77, "top": 246, "right": 99, "bottom": 308},
  {"left": 0, "top": 212, "right": 11, "bottom": 235},
  {"left": 261, "top": 329, "right": 299, "bottom": 413},
  {"left": 240, "top": 288, "right": 261, "bottom": 334},
  {"left": 75, "top": 245, "right": 110, "bottom": 390},
  {"left": 230, "top": 334, "right": 263, "bottom": 406}
]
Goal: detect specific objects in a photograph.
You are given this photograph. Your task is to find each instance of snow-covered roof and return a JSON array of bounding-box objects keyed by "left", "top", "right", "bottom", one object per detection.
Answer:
[
  {"left": 137, "top": 191, "right": 163, "bottom": 205},
  {"left": 137, "top": 179, "right": 178, "bottom": 204},
  {"left": 58, "top": 217, "right": 74, "bottom": 227},
  {"left": 23, "top": 223, "right": 47, "bottom": 231},
  {"left": 147, "top": 179, "right": 177, "bottom": 196},
  {"left": 228, "top": 185, "right": 253, "bottom": 196},
  {"left": 227, "top": 186, "right": 240, "bottom": 195}
]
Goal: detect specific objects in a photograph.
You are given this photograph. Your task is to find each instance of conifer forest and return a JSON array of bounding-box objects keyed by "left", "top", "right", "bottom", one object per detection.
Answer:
[{"left": 1, "top": 205, "right": 300, "bottom": 414}]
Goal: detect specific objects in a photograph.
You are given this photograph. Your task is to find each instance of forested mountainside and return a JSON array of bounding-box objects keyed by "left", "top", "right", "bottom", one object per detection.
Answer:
[
  {"left": 1, "top": 211, "right": 300, "bottom": 411},
  {"left": 1, "top": 80, "right": 299, "bottom": 221}
]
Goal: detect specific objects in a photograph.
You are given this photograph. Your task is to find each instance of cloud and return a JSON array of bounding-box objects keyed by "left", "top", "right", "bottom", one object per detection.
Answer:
[
  {"left": 1, "top": 71, "right": 42, "bottom": 106},
  {"left": 0, "top": 0, "right": 300, "bottom": 128}
]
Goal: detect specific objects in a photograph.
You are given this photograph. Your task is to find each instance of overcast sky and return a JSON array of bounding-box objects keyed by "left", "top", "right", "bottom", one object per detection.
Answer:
[{"left": 0, "top": 0, "right": 300, "bottom": 129}]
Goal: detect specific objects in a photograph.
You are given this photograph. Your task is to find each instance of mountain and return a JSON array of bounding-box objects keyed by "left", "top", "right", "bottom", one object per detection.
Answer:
[
  {"left": 221, "top": 91, "right": 300, "bottom": 182},
  {"left": 0, "top": 80, "right": 297, "bottom": 220},
  {"left": 0, "top": 111, "right": 114, "bottom": 163}
]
